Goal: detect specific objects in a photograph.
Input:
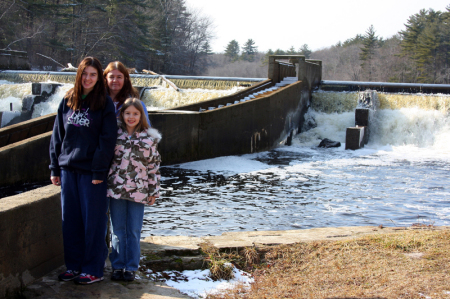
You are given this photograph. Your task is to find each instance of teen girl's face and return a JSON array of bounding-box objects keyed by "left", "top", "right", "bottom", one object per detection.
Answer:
[
  {"left": 123, "top": 105, "right": 141, "bottom": 133},
  {"left": 81, "top": 66, "right": 98, "bottom": 94},
  {"left": 106, "top": 69, "right": 125, "bottom": 95}
]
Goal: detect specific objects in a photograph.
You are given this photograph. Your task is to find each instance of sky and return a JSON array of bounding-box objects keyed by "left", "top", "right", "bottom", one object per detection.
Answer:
[{"left": 186, "top": 0, "right": 450, "bottom": 53}]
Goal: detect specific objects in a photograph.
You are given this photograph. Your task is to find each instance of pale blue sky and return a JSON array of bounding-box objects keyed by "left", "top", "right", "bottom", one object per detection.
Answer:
[{"left": 187, "top": 0, "right": 450, "bottom": 53}]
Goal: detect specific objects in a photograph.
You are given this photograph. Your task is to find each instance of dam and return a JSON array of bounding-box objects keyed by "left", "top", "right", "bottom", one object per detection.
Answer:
[{"left": 1, "top": 55, "right": 450, "bottom": 297}]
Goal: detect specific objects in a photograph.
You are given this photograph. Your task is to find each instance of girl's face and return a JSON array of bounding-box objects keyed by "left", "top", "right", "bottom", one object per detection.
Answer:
[
  {"left": 123, "top": 105, "right": 141, "bottom": 132},
  {"left": 81, "top": 66, "right": 98, "bottom": 94},
  {"left": 106, "top": 69, "right": 125, "bottom": 95}
]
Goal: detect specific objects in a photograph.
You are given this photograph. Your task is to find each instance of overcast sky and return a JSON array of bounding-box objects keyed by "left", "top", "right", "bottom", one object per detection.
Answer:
[{"left": 186, "top": 0, "right": 450, "bottom": 53}]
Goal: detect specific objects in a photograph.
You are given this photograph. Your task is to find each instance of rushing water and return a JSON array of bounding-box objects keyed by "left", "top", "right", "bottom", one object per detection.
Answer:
[
  {"left": 0, "top": 81, "right": 242, "bottom": 116},
  {"left": 142, "top": 91, "right": 450, "bottom": 237}
]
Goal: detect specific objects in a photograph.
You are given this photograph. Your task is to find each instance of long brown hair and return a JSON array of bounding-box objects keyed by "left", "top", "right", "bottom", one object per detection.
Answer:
[
  {"left": 119, "top": 98, "right": 149, "bottom": 133},
  {"left": 104, "top": 61, "right": 139, "bottom": 106},
  {"left": 66, "top": 57, "right": 107, "bottom": 111}
]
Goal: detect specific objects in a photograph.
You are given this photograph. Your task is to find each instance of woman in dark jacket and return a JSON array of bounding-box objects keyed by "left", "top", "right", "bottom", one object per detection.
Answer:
[{"left": 49, "top": 56, "right": 117, "bottom": 285}]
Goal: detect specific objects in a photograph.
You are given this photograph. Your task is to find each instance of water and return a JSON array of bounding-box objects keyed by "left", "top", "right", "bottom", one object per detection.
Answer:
[
  {"left": 142, "top": 86, "right": 243, "bottom": 110},
  {"left": 0, "top": 80, "right": 32, "bottom": 111},
  {"left": 142, "top": 92, "right": 450, "bottom": 237},
  {"left": 0, "top": 81, "right": 241, "bottom": 116}
]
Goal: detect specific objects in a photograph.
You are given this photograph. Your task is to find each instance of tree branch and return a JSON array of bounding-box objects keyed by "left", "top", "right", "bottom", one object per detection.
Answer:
[
  {"left": 0, "top": 0, "right": 16, "bottom": 21},
  {"left": 36, "top": 53, "right": 65, "bottom": 68},
  {"left": 3, "top": 24, "right": 45, "bottom": 50}
]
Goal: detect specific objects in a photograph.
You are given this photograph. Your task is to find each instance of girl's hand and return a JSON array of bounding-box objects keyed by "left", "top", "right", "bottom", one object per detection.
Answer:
[
  {"left": 51, "top": 176, "right": 61, "bottom": 186},
  {"left": 92, "top": 180, "right": 103, "bottom": 184},
  {"left": 148, "top": 196, "right": 156, "bottom": 205}
]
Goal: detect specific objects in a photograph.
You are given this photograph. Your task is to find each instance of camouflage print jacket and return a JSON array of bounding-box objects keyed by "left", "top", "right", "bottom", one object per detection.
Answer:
[{"left": 107, "top": 127, "right": 162, "bottom": 205}]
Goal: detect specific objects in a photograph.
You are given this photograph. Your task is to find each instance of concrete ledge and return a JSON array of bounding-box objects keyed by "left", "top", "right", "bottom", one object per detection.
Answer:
[
  {"left": 0, "top": 113, "right": 56, "bottom": 148},
  {"left": 0, "top": 131, "right": 52, "bottom": 188},
  {"left": 142, "top": 226, "right": 450, "bottom": 251},
  {"left": 0, "top": 184, "right": 63, "bottom": 299}
]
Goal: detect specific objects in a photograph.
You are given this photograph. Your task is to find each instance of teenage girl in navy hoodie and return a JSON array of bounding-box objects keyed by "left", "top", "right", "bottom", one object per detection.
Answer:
[{"left": 49, "top": 57, "right": 117, "bottom": 285}]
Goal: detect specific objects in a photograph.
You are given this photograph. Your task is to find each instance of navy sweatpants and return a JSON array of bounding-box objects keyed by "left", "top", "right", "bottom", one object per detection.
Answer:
[{"left": 60, "top": 169, "right": 109, "bottom": 277}]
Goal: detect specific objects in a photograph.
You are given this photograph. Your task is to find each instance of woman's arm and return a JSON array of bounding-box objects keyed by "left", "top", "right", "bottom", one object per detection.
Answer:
[
  {"left": 91, "top": 98, "right": 118, "bottom": 181},
  {"left": 49, "top": 99, "right": 66, "bottom": 178},
  {"left": 141, "top": 100, "right": 151, "bottom": 127}
]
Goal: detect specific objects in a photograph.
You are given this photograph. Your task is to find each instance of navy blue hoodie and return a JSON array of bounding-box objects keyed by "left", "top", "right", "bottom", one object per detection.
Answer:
[{"left": 49, "top": 95, "right": 117, "bottom": 181}]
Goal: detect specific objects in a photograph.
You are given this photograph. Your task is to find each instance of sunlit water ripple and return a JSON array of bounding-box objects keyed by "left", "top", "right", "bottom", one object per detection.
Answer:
[{"left": 143, "top": 105, "right": 450, "bottom": 237}]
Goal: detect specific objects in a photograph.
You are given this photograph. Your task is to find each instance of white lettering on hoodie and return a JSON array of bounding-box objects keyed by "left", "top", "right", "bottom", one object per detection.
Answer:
[{"left": 67, "top": 108, "right": 91, "bottom": 127}]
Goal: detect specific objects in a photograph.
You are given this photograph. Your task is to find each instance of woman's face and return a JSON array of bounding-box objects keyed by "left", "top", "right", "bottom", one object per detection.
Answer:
[
  {"left": 106, "top": 69, "right": 125, "bottom": 95},
  {"left": 81, "top": 66, "right": 98, "bottom": 94},
  {"left": 123, "top": 105, "right": 141, "bottom": 132}
]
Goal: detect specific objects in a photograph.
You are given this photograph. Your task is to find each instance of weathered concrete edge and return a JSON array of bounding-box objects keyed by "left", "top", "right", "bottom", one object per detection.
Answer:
[
  {"left": 0, "top": 131, "right": 52, "bottom": 188},
  {"left": 0, "top": 184, "right": 63, "bottom": 299},
  {"left": 141, "top": 225, "right": 450, "bottom": 253}
]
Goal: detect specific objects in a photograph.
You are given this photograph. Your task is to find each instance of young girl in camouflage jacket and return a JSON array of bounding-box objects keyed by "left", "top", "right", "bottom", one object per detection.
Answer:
[{"left": 106, "top": 98, "right": 161, "bottom": 282}]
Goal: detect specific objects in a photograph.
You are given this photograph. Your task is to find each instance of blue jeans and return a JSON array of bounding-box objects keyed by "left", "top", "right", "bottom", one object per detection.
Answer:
[
  {"left": 109, "top": 198, "right": 145, "bottom": 271},
  {"left": 60, "top": 169, "right": 109, "bottom": 277}
]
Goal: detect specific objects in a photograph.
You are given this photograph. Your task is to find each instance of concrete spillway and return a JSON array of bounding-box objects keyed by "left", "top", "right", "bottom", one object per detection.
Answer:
[
  {"left": 0, "top": 70, "right": 265, "bottom": 90},
  {"left": 320, "top": 80, "right": 450, "bottom": 94}
]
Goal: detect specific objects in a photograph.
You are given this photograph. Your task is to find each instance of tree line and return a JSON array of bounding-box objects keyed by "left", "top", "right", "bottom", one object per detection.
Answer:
[
  {"left": 0, "top": 0, "right": 214, "bottom": 75},
  {"left": 212, "top": 6, "right": 450, "bottom": 84},
  {"left": 1, "top": 2, "right": 449, "bottom": 84}
]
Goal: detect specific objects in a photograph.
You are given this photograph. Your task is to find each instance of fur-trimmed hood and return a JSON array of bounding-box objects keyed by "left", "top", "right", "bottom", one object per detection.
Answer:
[{"left": 146, "top": 127, "right": 162, "bottom": 143}]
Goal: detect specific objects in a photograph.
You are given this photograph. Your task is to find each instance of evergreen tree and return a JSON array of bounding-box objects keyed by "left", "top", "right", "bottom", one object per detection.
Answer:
[
  {"left": 225, "top": 40, "right": 240, "bottom": 62},
  {"left": 274, "top": 49, "right": 286, "bottom": 55},
  {"left": 299, "top": 44, "right": 312, "bottom": 58},
  {"left": 241, "top": 39, "right": 257, "bottom": 62},
  {"left": 261, "top": 49, "right": 274, "bottom": 65},
  {"left": 286, "top": 46, "right": 297, "bottom": 55},
  {"left": 343, "top": 34, "right": 364, "bottom": 47},
  {"left": 400, "top": 8, "right": 446, "bottom": 83},
  {"left": 359, "top": 25, "right": 379, "bottom": 81}
]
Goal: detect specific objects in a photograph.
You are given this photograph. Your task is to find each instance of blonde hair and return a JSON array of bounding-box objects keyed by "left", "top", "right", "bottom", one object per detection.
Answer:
[{"left": 119, "top": 98, "right": 149, "bottom": 133}]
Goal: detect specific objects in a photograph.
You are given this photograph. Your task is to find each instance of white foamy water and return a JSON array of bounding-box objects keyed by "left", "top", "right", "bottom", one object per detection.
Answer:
[
  {"left": 0, "top": 81, "right": 240, "bottom": 116},
  {"left": 142, "top": 86, "right": 243, "bottom": 110},
  {"left": 31, "top": 84, "right": 73, "bottom": 118},
  {"left": 0, "top": 81, "right": 32, "bottom": 111},
  {"left": 143, "top": 92, "right": 450, "bottom": 237}
]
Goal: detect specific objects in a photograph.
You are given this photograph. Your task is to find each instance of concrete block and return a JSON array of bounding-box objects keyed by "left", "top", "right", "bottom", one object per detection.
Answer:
[
  {"left": 0, "top": 132, "right": 52, "bottom": 187},
  {"left": 22, "top": 95, "right": 35, "bottom": 112},
  {"left": 31, "top": 83, "right": 62, "bottom": 97},
  {"left": 345, "top": 126, "right": 365, "bottom": 150},
  {"left": 355, "top": 108, "right": 369, "bottom": 127},
  {"left": 0, "top": 185, "right": 63, "bottom": 299}
]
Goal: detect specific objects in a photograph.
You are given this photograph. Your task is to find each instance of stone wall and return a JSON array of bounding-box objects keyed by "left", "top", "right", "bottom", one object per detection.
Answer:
[{"left": 0, "top": 185, "right": 63, "bottom": 298}]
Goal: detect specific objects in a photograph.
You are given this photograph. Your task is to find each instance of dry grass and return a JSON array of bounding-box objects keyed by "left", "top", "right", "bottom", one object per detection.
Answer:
[{"left": 206, "top": 228, "right": 450, "bottom": 299}]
